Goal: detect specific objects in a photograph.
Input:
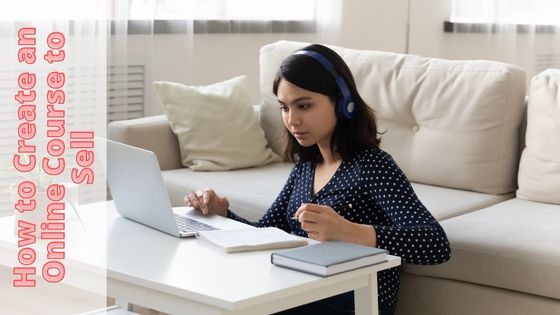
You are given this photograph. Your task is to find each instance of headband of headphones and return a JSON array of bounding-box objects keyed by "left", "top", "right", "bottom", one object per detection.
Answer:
[{"left": 293, "top": 50, "right": 356, "bottom": 119}]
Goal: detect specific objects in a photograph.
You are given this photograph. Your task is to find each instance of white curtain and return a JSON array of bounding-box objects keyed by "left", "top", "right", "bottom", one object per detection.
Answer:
[
  {"left": 1, "top": 0, "right": 341, "bottom": 312},
  {"left": 0, "top": 0, "right": 110, "bottom": 312},
  {"left": 1, "top": 1, "right": 342, "bottom": 201},
  {"left": 120, "top": 0, "right": 342, "bottom": 115},
  {"left": 450, "top": 0, "right": 560, "bottom": 78},
  {"left": 1, "top": 1, "right": 112, "bottom": 205}
]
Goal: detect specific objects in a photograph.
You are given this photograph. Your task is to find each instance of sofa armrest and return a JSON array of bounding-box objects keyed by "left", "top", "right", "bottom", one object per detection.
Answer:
[{"left": 108, "top": 115, "right": 182, "bottom": 170}]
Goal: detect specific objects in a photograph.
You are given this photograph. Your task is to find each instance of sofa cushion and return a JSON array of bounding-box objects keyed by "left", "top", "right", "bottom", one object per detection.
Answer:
[
  {"left": 404, "top": 198, "right": 560, "bottom": 300},
  {"left": 160, "top": 159, "right": 510, "bottom": 223},
  {"left": 154, "top": 76, "right": 281, "bottom": 171},
  {"left": 108, "top": 115, "right": 182, "bottom": 171},
  {"left": 517, "top": 69, "right": 560, "bottom": 204},
  {"left": 162, "top": 162, "right": 293, "bottom": 221},
  {"left": 411, "top": 183, "right": 513, "bottom": 221},
  {"left": 259, "top": 40, "right": 526, "bottom": 194},
  {"left": 397, "top": 273, "right": 560, "bottom": 315}
]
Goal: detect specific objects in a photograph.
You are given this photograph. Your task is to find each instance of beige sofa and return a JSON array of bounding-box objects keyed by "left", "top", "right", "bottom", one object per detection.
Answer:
[{"left": 108, "top": 41, "right": 560, "bottom": 314}]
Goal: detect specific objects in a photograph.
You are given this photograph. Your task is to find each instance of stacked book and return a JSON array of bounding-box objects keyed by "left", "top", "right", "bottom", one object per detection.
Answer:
[{"left": 271, "top": 241, "right": 387, "bottom": 277}]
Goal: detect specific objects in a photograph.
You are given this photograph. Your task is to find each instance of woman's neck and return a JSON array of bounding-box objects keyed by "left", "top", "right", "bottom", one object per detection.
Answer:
[{"left": 317, "top": 145, "right": 341, "bottom": 165}]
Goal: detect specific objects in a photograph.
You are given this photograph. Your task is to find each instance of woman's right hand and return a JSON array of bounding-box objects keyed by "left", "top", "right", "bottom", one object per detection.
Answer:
[{"left": 184, "top": 187, "right": 229, "bottom": 217}]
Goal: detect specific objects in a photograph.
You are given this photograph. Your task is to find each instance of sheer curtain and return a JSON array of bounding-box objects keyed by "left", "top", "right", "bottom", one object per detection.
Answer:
[
  {"left": 1, "top": 1, "right": 112, "bottom": 206},
  {"left": 450, "top": 0, "right": 560, "bottom": 78},
  {"left": 0, "top": 0, "right": 110, "bottom": 312},
  {"left": 118, "top": 0, "right": 342, "bottom": 115},
  {"left": 2, "top": 0, "right": 342, "bottom": 206}
]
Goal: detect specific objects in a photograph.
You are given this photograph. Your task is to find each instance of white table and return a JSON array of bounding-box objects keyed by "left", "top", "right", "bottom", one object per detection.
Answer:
[{"left": 1, "top": 201, "right": 401, "bottom": 315}]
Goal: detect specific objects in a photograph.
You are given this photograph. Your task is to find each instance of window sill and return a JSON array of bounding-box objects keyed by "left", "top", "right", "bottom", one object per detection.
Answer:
[{"left": 443, "top": 21, "right": 559, "bottom": 34}]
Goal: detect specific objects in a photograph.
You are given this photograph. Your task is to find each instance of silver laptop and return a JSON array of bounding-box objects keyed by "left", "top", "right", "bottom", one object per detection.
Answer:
[{"left": 107, "top": 140, "right": 218, "bottom": 237}]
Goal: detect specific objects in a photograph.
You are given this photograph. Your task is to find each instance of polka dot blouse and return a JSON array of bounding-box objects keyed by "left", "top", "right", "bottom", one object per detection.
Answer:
[{"left": 227, "top": 147, "right": 451, "bottom": 311}]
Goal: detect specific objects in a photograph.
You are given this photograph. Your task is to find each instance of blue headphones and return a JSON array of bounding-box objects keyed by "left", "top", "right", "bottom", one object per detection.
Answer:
[{"left": 294, "top": 50, "right": 356, "bottom": 119}]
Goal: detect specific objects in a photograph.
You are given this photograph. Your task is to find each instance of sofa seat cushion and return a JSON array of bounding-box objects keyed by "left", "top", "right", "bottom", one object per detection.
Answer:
[
  {"left": 162, "top": 160, "right": 510, "bottom": 224},
  {"left": 162, "top": 162, "right": 293, "bottom": 221},
  {"left": 411, "top": 183, "right": 513, "bottom": 221},
  {"left": 404, "top": 198, "right": 560, "bottom": 300}
]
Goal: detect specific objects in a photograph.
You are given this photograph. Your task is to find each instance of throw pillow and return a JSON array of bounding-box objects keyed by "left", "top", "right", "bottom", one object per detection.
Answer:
[
  {"left": 153, "top": 76, "right": 281, "bottom": 171},
  {"left": 517, "top": 69, "right": 560, "bottom": 204}
]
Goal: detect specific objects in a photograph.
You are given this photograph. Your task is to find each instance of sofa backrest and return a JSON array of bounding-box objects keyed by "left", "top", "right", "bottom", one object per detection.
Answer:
[
  {"left": 259, "top": 40, "right": 526, "bottom": 195},
  {"left": 517, "top": 69, "right": 560, "bottom": 204},
  {"left": 108, "top": 115, "right": 183, "bottom": 170}
]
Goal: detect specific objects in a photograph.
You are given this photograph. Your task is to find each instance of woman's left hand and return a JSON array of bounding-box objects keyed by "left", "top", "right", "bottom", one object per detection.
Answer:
[{"left": 294, "top": 203, "right": 377, "bottom": 246}]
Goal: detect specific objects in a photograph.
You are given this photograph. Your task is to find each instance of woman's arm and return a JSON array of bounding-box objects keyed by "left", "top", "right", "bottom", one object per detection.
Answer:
[
  {"left": 365, "top": 150, "right": 451, "bottom": 265},
  {"left": 292, "top": 202, "right": 377, "bottom": 245},
  {"left": 227, "top": 164, "right": 299, "bottom": 232}
]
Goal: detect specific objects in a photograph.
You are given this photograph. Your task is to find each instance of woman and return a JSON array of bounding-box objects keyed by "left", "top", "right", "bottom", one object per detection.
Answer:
[{"left": 185, "top": 44, "right": 451, "bottom": 315}]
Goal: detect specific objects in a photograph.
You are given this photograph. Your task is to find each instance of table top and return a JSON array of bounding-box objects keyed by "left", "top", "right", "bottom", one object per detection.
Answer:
[{"left": 1, "top": 201, "right": 401, "bottom": 311}]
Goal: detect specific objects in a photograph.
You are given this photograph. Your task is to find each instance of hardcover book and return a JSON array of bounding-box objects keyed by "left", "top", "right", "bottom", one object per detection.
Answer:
[{"left": 271, "top": 241, "right": 387, "bottom": 277}]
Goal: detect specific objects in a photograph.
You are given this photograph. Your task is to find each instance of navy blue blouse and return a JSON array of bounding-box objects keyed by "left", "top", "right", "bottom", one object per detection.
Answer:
[{"left": 227, "top": 147, "right": 451, "bottom": 310}]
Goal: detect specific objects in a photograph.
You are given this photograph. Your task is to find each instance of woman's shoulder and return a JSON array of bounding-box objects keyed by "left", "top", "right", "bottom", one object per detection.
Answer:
[
  {"left": 352, "top": 146, "right": 399, "bottom": 168},
  {"left": 353, "top": 146, "right": 390, "bottom": 161},
  {"left": 352, "top": 147, "right": 411, "bottom": 185}
]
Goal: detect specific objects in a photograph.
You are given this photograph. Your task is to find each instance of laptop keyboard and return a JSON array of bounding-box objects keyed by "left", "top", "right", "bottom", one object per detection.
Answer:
[{"left": 175, "top": 214, "right": 218, "bottom": 232}]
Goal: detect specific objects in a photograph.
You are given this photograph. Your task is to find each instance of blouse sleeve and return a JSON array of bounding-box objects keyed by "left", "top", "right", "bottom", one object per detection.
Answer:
[
  {"left": 226, "top": 164, "right": 298, "bottom": 233},
  {"left": 364, "top": 151, "right": 451, "bottom": 265}
]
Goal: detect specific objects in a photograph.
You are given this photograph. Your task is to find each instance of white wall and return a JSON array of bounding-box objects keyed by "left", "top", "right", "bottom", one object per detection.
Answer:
[{"left": 338, "top": 0, "right": 408, "bottom": 52}]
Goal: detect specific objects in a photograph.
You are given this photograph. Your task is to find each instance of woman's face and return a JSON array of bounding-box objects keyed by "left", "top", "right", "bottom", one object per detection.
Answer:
[{"left": 277, "top": 79, "right": 337, "bottom": 149}]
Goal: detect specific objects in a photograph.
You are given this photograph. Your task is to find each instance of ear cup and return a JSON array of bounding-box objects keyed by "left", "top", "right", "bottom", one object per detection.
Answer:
[
  {"left": 294, "top": 50, "right": 357, "bottom": 119},
  {"left": 334, "top": 73, "right": 356, "bottom": 119},
  {"left": 338, "top": 96, "right": 355, "bottom": 120}
]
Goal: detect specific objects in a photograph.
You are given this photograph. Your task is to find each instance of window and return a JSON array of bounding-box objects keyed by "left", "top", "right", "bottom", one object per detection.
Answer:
[
  {"left": 451, "top": 0, "right": 560, "bottom": 25},
  {"left": 0, "top": 1, "right": 108, "bottom": 20},
  {"left": 125, "top": 0, "right": 325, "bottom": 34},
  {"left": 1, "top": 0, "right": 318, "bottom": 22},
  {"left": 129, "top": 0, "right": 317, "bottom": 21}
]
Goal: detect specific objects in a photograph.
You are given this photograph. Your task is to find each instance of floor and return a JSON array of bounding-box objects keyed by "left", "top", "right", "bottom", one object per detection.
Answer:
[
  {"left": 2, "top": 263, "right": 173, "bottom": 315},
  {"left": 1, "top": 265, "right": 105, "bottom": 314}
]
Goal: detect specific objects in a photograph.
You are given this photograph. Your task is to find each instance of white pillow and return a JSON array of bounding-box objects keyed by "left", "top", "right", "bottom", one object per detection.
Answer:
[
  {"left": 153, "top": 76, "right": 281, "bottom": 171},
  {"left": 517, "top": 69, "right": 560, "bottom": 204}
]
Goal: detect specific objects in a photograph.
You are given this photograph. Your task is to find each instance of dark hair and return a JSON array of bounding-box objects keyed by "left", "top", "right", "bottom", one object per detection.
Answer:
[{"left": 273, "top": 44, "right": 381, "bottom": 163}]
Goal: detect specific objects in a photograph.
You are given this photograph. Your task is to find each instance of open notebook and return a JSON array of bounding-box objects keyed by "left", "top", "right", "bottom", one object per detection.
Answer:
[{"left": 196, "top": 227, "right": 308, "bottom": 253}]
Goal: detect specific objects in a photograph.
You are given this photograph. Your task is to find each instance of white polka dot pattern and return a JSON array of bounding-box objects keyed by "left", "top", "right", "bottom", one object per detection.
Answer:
[{"left": 227, "top": 147, "right": 451, "bottom": 310}]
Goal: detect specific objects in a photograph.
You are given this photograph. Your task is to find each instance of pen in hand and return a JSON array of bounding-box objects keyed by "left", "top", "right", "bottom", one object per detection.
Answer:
[
  {"left": 292, "top": 202, "right": 306, "bottom": 220},
  {"left": 291, "top": 203, "right": 352, "bottom": 220}
]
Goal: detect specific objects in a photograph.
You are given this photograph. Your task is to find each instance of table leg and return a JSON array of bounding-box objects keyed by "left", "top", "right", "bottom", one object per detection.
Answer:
[
  {"left": 354, "top": 273, "right": 378, "bottom": 315},
  {"left": 115, "top": 299, "right": 133, "bottom": 312}
]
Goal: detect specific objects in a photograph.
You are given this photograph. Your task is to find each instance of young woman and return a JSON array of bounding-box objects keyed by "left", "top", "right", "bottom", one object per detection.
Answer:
[{"left": 185, "top": 44, "right": 451, "bottom": 315}]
